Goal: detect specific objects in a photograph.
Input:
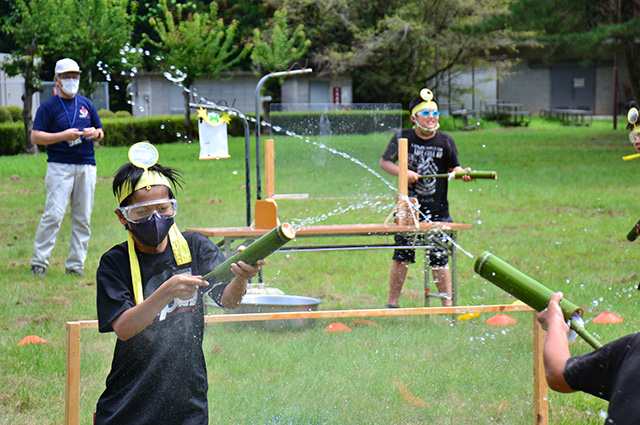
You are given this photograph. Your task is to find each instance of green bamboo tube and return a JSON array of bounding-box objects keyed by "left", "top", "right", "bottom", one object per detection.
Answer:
[
  {"left": 419, "top": 170, "right": 498, "bottom": 179},
  {"left": 626, "top": 218, "right": 640, "bottom": 241},
  {"left": 204, "top": 223, "right": 296, "bottom": 282},
  {"left": 474, "top": 251, "right": 602, "bottom": 349}
]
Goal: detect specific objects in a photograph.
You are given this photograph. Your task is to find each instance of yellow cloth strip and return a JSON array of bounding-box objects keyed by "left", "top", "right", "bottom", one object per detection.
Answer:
[{"left": 117, "top": 170, "right": 171, "bottom": 204}]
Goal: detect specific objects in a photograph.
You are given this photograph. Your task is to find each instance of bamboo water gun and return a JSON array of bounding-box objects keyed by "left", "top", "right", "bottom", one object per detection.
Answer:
[
  {"left": 627, "top": 219, "right": 640, "bottom": 242},
  {"left": 419, "top": 170, "right": 498, "bottom": 180},
  {"left": 623, "top": 107, "right": 640, "bottom": 160},
  {"left": 203, "top": 223, "right": 296, "bottom": 282},
  {"left": 474, "top": 251, "right": 602, "bottom": 349}
]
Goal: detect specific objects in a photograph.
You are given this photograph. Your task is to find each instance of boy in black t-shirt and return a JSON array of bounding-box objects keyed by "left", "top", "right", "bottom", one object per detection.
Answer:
[
  {"left": 95, "top": 149, "right": 264, "bottom": 425},
  {"left": 380, "top": 89, "right": 474, "bottom": 308},
  {"left": 538, "top": 292, "right": 640, "bottom": 425}
]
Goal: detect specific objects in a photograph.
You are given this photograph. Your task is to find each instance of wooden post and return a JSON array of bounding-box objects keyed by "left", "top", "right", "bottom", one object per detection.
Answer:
[
  {"left": 398, "top": 138, "right": 408, "bottom": 196},
  {"left": 254, "top": 138, "right": 278, "bottom": 228},
  {"left": 533, "top": 313, "right": 549, "bottom": 425},
  {"left": 65, "top": 322, "right": 81, "bottom": 425},
  {"left": 265, "top": 138, "right": 275, "bottom": 199}
]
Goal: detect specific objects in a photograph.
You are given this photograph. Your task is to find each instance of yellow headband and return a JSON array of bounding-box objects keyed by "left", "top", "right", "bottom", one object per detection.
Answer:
[
  {"left": 116, "top": 170, "right": 171, "bottom": 204},
  {"left": 411, "top": 88, "right": 438, "bottom": 116},
  {"left": 411, "top": 100, "right": 439, "bottom": 116}
]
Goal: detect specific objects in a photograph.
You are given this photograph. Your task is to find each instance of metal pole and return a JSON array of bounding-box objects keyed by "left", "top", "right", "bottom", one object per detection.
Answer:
[{"left": 254, "top": 69, "right": 312, "bottom": 201}]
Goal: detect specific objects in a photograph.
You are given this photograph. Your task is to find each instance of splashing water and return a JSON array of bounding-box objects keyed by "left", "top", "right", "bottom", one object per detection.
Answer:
[{"left": 191, "top": 97, "right": 478, "bottom": 259}]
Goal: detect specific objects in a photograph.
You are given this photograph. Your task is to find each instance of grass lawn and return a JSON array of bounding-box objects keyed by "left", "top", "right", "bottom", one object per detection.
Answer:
[{"left": 0, "top": 116, "right": 637, "bottom": 424}]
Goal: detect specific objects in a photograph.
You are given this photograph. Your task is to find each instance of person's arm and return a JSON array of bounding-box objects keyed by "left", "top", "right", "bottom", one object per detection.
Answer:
[
  {"left": 111, "top": 273, "right": 208, "bottom": 341},
  {"left": 219, "top": 260, "right": 265, "bottom": 308},
  {"left": 537, "top": 292, "right": 575, "bottom": 393},
  {"left": 31, "top": 128, "right": 85, "bottom": 146},
  {"left": 380, "top": 158, "right": 419, "bottom": 183}
]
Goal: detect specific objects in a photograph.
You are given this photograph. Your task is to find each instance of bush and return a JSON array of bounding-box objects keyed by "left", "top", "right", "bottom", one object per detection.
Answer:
[
  {"left": 98, "top": 109, "right": 116, "bottom": 119},
  {"left": 0, "top": 107, "right": 13, "bottom": 123},
  {"left": 0, "top": 122, "right": 25, "bottom": 155},
  {"left": 7, "top": 105, "right": 22, "bottom": 122},
  {"left": 114, "top": 110, "right": 132, "bottom": 118},
  {"left": 0, "top": 113, "right": 254, "bottom": 156}
]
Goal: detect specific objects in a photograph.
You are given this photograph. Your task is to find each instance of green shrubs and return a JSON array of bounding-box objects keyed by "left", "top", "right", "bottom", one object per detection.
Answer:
[
  {"left": 0, "top": 112, "right": 251, "bottom": 155},
  {"left": 0, "top": 107, "right": 13, "bottom": 123},
  {"left": 0, "top": 122, "right": 25, "bottom": 155},
  {"left": 114, "top": 110, "right": 132, "bottom": 118},
  {"left": 97, "top": 109, "right": 116, "bottom": 119}
]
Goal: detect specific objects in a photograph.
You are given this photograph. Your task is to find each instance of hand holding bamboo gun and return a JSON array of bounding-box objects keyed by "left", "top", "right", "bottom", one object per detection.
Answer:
[
  {"left": 203, "top": 223, "right": 296, "bottom": 282},
  {"left": 474, "top": 251, "right": 602, "bottom": 349}
]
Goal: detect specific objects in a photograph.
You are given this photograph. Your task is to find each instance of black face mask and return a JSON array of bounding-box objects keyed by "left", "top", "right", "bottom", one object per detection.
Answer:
[{"left": 127, "top": 213, "right": 174, "bottom": 247}]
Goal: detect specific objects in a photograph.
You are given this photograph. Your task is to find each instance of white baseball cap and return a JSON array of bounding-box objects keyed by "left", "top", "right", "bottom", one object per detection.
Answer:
[{"left": 55, "top": 58, "right": 81, "bottom": 75}]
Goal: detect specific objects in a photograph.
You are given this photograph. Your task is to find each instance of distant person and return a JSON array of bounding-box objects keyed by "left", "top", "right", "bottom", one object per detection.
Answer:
[
  {"left": 30, "top": 58, "right": 104, "bottom": 277},
  {"left": 538, "top": 292, "right": 640, "bottom": 424},
  {"left": 380, "top": 88, "right": 473, "bottom": 308},
  {"left": 95, "top": 149, "right": 264, "bottom": 424}
]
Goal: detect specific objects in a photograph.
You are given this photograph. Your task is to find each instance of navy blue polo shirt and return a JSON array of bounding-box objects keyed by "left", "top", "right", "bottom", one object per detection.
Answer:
[{"left": 33, "top": 94, "right": 102, "bottom": 165}]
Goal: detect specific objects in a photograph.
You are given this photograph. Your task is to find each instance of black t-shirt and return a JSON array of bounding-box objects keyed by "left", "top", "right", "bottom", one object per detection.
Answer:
[
  {"left": 95, "top": 232, "right": 228, "bottom": 425},
  {"left": 381, "top": 129, "right": 460, "bottom": 219},
  {"left": 564, "top": 332, "right": 640, "bottom": 425}
]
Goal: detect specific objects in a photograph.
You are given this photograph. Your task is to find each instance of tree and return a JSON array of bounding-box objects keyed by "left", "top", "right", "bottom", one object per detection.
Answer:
[
  {"left": 50, "top": 0, "right": 140, "bottom": 99},
  {"left": 471, "top": 0, "right": 640, "bottom": 104},
  {"left": 276, "top": 0, "right": 514, "bottom": 105},
  {"left": 1, "top": 0, "right": 138, "bottom": 154},
  {"left": 250, "top": 9, "right": 311, "bottom": 74},
  {"left": 146, "top": 0, "right": 250, "bottom": 138},
  {"left": 2, "top": 0, "right": 63, "bottom": 154}
]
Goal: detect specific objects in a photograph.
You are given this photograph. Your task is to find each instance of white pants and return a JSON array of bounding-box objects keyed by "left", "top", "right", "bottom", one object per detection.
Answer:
[{"left": 31, "top": 162, "right": 96, "bottom": 271}]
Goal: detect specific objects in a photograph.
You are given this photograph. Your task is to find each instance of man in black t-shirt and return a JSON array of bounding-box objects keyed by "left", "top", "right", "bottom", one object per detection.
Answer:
[
  {"left": 95, "top": 151, "right": 264, "bottom": 425},
  {"left": 380, "top": 89, "right": 473, "bottom": 308},
  {"left": 538, "top": 292, "right": 640, "bottom": 425}
]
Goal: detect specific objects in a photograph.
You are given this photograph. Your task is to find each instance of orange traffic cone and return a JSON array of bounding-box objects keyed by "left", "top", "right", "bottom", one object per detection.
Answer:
[
  {"left": 486, "top": 313, "right": 517, "bottom": 325},
  {"left": 324, "top": 322, "right": 352, "bottom": 332},
  {"left": 17, "top": 335, "right": 48, "bottom": 347},
  {"left": 592, "top": 312, "right": 623, "bottom": 324}
]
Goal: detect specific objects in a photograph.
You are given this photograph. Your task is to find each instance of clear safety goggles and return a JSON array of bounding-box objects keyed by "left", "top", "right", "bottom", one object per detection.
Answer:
[
  {"left": 630, "top": 129, "right": 640, "bottom": 143},
  {"left": 119, "top": 199, "right": 178, "bottom": 224},
  {"left": 416, "top": 109, "right": 440, "bottom": 117}
]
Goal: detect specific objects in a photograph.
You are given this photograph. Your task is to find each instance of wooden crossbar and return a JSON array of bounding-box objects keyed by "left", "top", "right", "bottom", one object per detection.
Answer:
[
  {"left": 187, "top": 222, "right": 472, "bottom": 238},
  {"left": 65, "top": 305, "right": 547, "bottom": 425}
]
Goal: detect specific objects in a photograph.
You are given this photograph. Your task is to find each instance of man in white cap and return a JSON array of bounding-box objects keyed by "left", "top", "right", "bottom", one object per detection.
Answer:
[{"left": 30, "top": 58, "right": 105, "bottom": 277}]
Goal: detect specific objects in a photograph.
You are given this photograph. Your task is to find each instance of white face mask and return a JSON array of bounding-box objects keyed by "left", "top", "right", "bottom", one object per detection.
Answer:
[{"left": 60, "top": 78, "right": 79, "bottom": 96}]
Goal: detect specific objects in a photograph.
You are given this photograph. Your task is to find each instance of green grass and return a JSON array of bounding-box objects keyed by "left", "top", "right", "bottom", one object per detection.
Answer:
[{"left": 0, "top": 117, "right": 636, "bottom": 424}]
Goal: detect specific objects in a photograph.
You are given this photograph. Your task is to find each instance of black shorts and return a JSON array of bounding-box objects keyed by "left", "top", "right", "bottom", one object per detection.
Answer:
[{"left": 393, "top": 215, "right": 452, "bottom": 266}]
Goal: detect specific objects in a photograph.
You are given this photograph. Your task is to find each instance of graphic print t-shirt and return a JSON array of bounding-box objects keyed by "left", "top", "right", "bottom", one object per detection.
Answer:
[
  {"left": 95, "top": 232, "right": 228, "bottom": 425},
  {"left": 382, "top": 129, "right": 460, "bottom": 218}
]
